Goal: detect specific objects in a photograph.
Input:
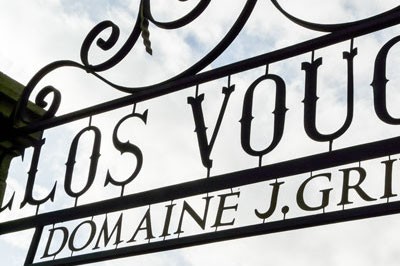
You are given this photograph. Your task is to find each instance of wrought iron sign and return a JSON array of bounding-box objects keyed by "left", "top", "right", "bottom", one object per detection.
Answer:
[{"left": 2, "top": 0, "right": 400, "bottom": 265}]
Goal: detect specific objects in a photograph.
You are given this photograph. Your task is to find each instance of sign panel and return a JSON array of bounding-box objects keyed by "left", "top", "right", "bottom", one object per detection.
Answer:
[
  {"left": 1, "top": 1, "right": 400, "bottom": 265},
  {"left": 24, "top": 145, "right": 400, "bottom": 265}
]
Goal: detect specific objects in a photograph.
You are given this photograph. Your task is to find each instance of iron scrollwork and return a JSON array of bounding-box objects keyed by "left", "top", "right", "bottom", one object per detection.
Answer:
[
  {"left": 13, "top": 0, "right": 257, "bottom": 126},
  {"left": 6, "top": 0, "right": 400, "bottom": 190},
  {"left": 11, "top": 0, "right": 400, "bottom": 131}
]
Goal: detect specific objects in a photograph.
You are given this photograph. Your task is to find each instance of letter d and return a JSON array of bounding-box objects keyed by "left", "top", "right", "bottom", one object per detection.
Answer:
[{"left": 41, "top": 226, "right": 69, "bottom": 259}]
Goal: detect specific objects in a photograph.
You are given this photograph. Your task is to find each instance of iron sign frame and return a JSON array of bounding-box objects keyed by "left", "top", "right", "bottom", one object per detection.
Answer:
[
  {"left": 19, "top": 136, "right": 400, "bottom": 265},
  {"left": 1, "top": 0, "right": 400, "bottom": 265}
]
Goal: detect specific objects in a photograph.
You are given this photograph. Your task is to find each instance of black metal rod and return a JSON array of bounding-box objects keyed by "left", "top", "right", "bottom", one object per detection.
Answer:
[
  {"left": 2, "top": 135, "right": 400, "bottom": 235},
  {"left": 15, "top": 9, "right": 400, "bottom": 135},
  {"left": 24, "top": 226, "right": 43, "bottom": 265}
]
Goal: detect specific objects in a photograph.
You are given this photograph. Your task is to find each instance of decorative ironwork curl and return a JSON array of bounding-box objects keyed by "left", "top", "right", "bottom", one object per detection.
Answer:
[
  {"left": 34, "top": 86, "right": 61, "bottom": 120},
  {"left": 13, "top": 60, "right": 81, "bottom": 124},
  {"left": 14, "top": 0, "right": 256, "bottom": 124},
  {"left": 80, "top": 20, "right": 122, "bottom": 71},
  {"left": 144, "top": 0, "right": 210, "bottom": 29},
  {"left": 15, "top": 0, "right": 399, "bottom": 127},
  {"left": 81, "top": 0, "right": 211, "bottom": 72}
]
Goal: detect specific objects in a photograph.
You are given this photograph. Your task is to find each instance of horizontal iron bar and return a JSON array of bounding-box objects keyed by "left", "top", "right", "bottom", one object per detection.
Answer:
[
  {"left": 16, "top": 9, "right": 400, "bottom": 135},
  {"left": 2, "top": 136, "right": 400, "bottom": 235},
  {"left": 28, "top": 200, "right": 400, "bottom": 266}
]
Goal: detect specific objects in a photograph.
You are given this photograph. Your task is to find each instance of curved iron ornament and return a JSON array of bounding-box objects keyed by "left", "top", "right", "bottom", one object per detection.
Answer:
[
  {"left": 11, "top": 0, "right": 400, "bottom": 130},
  {"left": 80, "top": 0, "right": 212, "bottom": 72},
  {"left": 13, "top": 0, "right": 256, "bottom": 124}
]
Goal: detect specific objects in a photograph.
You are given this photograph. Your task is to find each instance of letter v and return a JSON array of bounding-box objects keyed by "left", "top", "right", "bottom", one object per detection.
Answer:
[{"left": 187, "top": 85, "right": 235, "bottom": 176}]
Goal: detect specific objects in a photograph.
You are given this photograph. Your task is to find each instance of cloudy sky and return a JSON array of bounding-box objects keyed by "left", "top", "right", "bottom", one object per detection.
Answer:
[{"left": 2, "top": 0, "right": 400, "bottom": 265}]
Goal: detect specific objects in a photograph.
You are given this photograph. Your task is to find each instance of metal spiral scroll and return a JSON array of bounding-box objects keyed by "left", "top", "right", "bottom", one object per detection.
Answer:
[
  {"left": 13, "top": 0, "right": 259, "bottom": 125},
  {"left": 13, "top": 0, "right": 400, "bottom": 126}
]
